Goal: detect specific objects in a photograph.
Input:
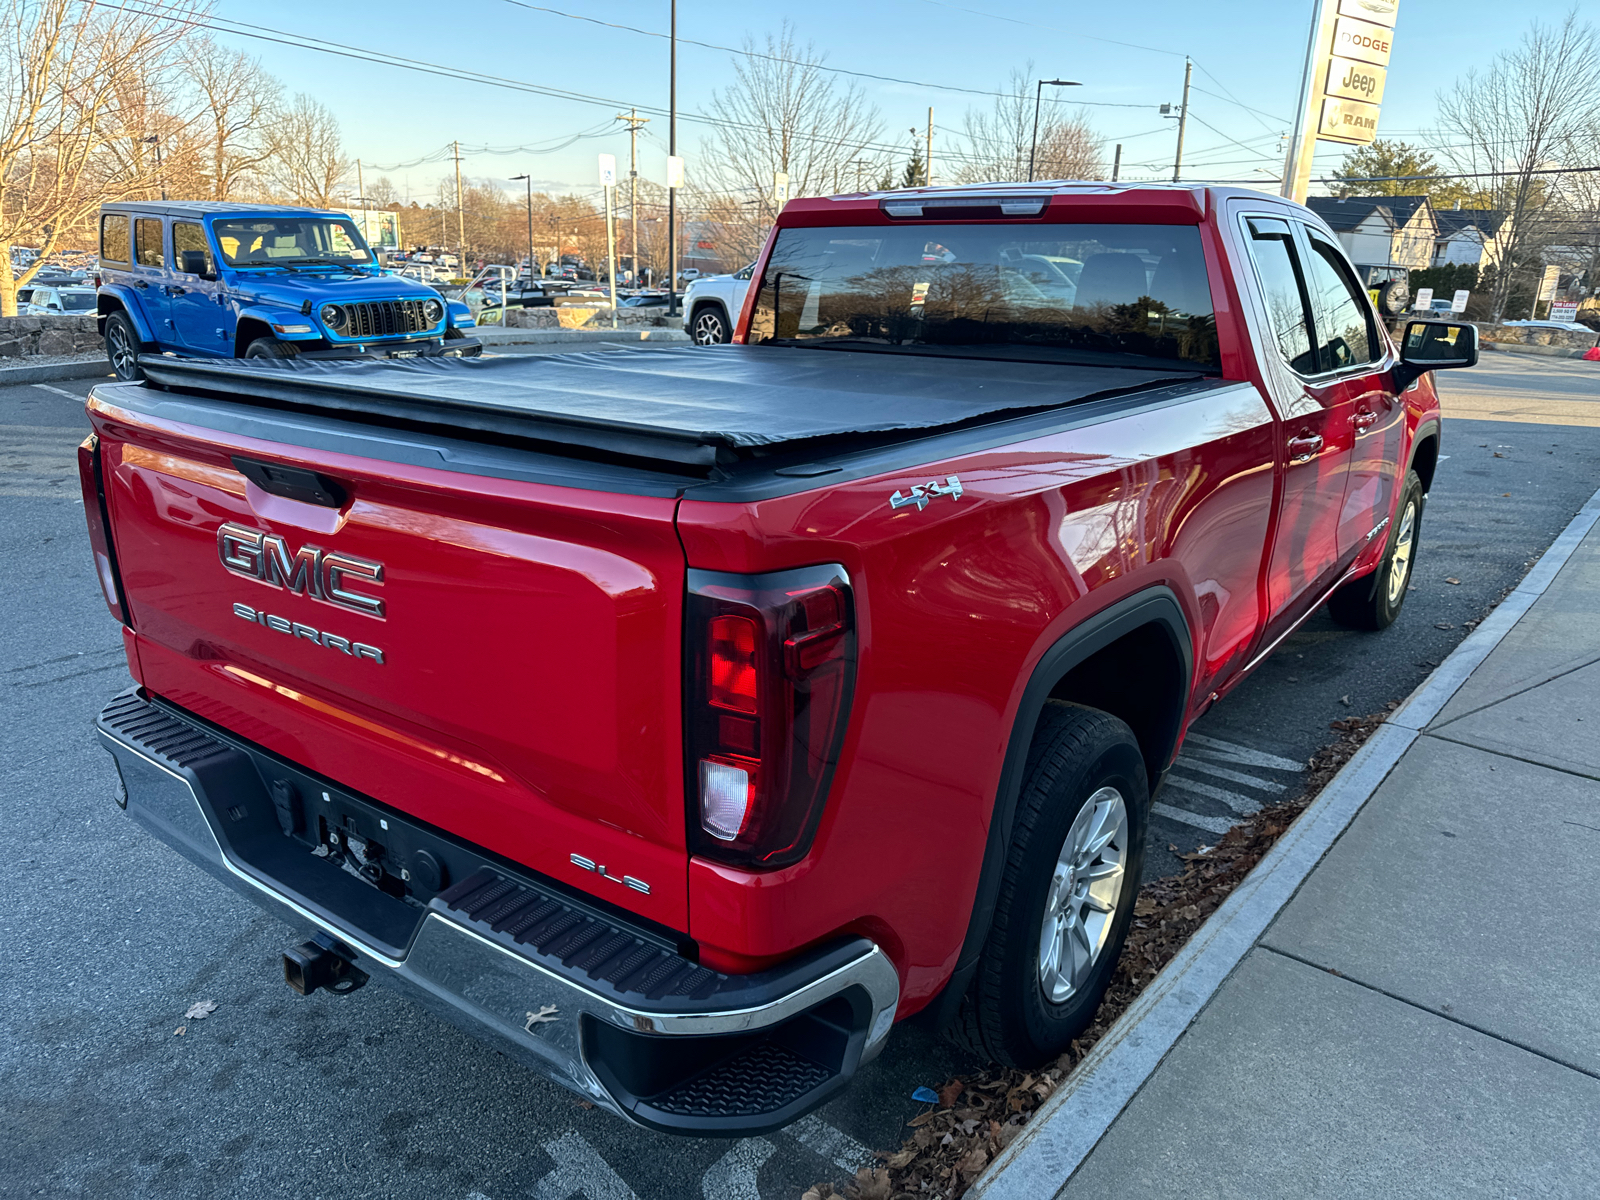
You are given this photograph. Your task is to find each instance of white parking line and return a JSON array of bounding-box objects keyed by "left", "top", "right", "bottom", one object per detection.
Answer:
[
  {"left": 1182, "top": 733, "right": 1305, "bottom": 773},
  {"left": 1172, "top": 758, "right": 1288, "bottom": 793},
  {"left": 529, "top": 1132, "right": 639, "bottom": 1200},
  {"left": 1150, "top": 803, "right": 1235, "bottom": 835},
  {"left": 701, "top": 1138, "right": 775, "bottom": 1200},
  {"left": 30, "top": 384, "right": 82, "bottom": 400},
  {"left": 786, "top": 1113, "right": 874, "bottom": 1173},
  {"left": 1163, "top": 775, "right": 1261, "bottom": 815}
]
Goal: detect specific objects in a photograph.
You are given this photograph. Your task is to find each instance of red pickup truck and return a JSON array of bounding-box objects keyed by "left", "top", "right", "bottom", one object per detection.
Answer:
[{"left": 80, "top": 183, "right": 1475, "bottom": 1135}]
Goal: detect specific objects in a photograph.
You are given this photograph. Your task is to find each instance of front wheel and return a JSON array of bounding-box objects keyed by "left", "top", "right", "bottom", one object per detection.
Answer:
[
  {"left": 690, "top": 304, "right": 730, "bottom": 345},
  {"left": 243, "top": 337, "right": 300, "bottom": 361},
  {"left": 1328, "top": 469, "right": 1424, "bottom": 631},
  {"left": 104, "top": 311, "right": 144, "bottom": 381},
  {"left": 950, "top": 702, "right": 1148, "bottom": 1067}
]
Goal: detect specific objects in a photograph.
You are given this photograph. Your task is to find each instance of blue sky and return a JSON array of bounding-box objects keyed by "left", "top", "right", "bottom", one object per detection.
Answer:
[{"left": 212, "top": 0, "right": 1579, "bottom": 201}]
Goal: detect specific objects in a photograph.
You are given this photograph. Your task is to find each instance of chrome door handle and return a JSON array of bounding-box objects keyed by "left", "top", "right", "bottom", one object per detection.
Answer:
[
  {"left": 1352, "top": 409, "right": 1378, "bottom": 431},
  {"left": 1287, "top": 433, "right": 1324, "bottom": 464}
]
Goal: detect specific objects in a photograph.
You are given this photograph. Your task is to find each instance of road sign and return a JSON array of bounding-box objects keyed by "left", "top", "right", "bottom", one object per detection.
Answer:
[
  {"left": 1332, "top": 16, "right": 1393, "bottom": 66},
  {"left": 598, "top": 154, "right": 617, "bottom": 188},
  {"left": 1414, "top": 287, "right": 1434, "bottom": 311},
  {"left": 1318, "top": 97, "right": 1382, "bottom": 144},
  {"left": 666, "top": 156, "right": 685, "bottom": 188},
  {"left": 1451, "top": 289, "right": 1470, "bottom": 313}
]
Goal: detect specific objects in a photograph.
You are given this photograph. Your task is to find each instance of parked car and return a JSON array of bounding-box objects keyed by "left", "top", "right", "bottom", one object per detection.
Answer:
[
  {"left": 683, "top": 264, "right": 754, "bottom": 344},
  {"left": 95, "top": 201, "right": 480, "bottom": 380},
  {"left": 22, "top": 285, "right": 98, "bottom": 315},
  {"left": 79, "top": 182, "right": 1472, "bottom": 1137}
]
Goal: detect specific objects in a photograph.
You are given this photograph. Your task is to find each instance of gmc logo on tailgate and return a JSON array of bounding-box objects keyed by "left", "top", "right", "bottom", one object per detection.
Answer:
[{"left": 217, "top": 522, "right": 385, "bottom": 619}]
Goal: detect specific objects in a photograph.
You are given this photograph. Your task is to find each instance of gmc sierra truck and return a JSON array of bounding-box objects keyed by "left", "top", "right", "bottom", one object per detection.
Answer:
[{"left": 79, "top": 182, "right": 1476, "bottom": 1136}]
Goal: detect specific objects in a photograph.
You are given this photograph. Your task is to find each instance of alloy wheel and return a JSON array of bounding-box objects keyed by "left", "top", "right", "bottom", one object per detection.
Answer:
[
  {"left": 108, "top": 323, "right": 136, "bottom": 377},
  {"left": 692, "top": 310, "right": 725, "bottom": 345},
  {"left": 1386, "top": 498, "right": 1417, "bottom": 607},
  {"left": 1037, "top": 786, "right": 1128, "bottom": 1004}
]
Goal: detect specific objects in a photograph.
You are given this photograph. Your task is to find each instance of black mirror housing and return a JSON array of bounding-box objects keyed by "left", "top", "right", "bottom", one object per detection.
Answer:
[
  {"left": 1394, "top": 320, "right": 1478, "bottom": 390},
  {"left": 179, "top": 249, "right": 215, "bottom": 279}
]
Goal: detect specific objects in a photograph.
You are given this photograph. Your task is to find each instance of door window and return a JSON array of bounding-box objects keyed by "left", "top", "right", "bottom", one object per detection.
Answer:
[
  {"left": 1303, "top": 235, "right": 1381, "bottom": 372},
  {"left": 173, "top": 222, "right": 215, "bottom": 275},
  {"left": 1243, "top": 217, "right": 1317, "bottom": 377},
  {"left": 101, "top": 214, "right": 131, "bottom": 263},
  {"left": 135, "top": 218, "right": 165, "bottom": 268}
]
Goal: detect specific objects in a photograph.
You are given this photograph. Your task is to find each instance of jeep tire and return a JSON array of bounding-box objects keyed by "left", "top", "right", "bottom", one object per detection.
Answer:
[
  {"left": 104, "top": 311, "right": 145, "bottom": 382},
  {"left": 952, "top": 702, "right": 1148, "bottom": 1067},
  {"left": 244, "top": 337, "right": 300, "bottom": 361},
  {"left": 1328, "top": 469, "right": 1424, "bottom": 631},
  {"left": 690, "top": 304, "right": 730, "bottom": 345}
]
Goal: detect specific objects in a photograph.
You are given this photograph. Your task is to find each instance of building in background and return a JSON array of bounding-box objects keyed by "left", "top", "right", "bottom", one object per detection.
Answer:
[
  {"left": 1307, "top": 195, "right": 1438, "bottom": 285},
  {"left": 1432, "top": 207, "right": 1510, "bottom": 269}
]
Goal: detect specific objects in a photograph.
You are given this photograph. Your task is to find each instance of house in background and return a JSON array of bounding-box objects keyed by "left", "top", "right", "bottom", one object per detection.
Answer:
[
  {"left": 1306, "top": 195, "right": 1439, "bottom": 285},
  {"left": 1432, "top": 207, "right": 1510, "bottom": 270}
]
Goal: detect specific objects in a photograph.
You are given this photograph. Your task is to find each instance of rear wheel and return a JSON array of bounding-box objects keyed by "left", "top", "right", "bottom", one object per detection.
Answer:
[
  {"left": 690, "top": 304, "right": 730, "bottom": 345},
  {"left": 1328, "top": 469, "right": 1424, "bottom": 631},
  {"left": 951, "top": 702, "right": 1148, "bottom": 1067},
  {"left": 104, "top": 311, "right": 144, "bottom": 381},
  {"left": 243, "top": 337, "right": 300, "bottom": 361}
]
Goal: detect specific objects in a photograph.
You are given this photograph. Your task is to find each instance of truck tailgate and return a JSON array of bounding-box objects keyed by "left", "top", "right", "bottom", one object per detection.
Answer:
[{"left": 89, "top": 390, "right": 690, "bottom": 929}]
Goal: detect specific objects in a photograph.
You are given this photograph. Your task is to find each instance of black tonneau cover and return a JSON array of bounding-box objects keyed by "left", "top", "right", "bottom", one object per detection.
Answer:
[{"left": 137, "top": 347, "right": 1200, "bottom": 471}]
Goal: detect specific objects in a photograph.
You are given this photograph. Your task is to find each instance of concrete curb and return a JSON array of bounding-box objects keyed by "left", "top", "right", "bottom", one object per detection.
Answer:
[
  {"left": 1480, "top": 340, "right": 1593, "bottom": 360},
  {"left": 969, "top": 481, "right": 1600, "bottom": 1200},
  {"left": 474, "top": 328, "right": 690, "bottom": 346},
  {"left": 0, "top": 357, "right": 112, "bottom": 385}
]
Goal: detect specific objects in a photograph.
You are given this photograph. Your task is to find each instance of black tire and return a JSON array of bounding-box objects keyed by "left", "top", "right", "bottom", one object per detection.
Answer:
[
  {"left": 243, "top": 336, "right": 300, "bottom": 361},
  {"left": 690, "top": 304, "right": 730, "bottom": 345},
  {"left": 104, "top": 311, "right": 145, "bottom": 381},
  {"left": 950, "top": 702, "right": 1148, "bottom": 1067},
  {"left": 443, "top": 326, "right": 483, "bottom": 356},
  {"left": 1328, "top": 469, "right": 1424, "bottom": 631}
]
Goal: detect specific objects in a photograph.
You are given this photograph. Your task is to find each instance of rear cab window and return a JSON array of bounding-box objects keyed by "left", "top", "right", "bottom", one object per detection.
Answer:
[
  {"left": 748, "top": 222, "right": 1220, "bottom": 371},
  {"left": 101, "top": 214, "right": 131, "bottom": 264}
]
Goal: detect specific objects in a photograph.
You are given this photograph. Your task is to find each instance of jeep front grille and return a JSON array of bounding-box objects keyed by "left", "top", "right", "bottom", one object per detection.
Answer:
[{"left": 340, "top": 299, "right": 435, "bottom": 339}]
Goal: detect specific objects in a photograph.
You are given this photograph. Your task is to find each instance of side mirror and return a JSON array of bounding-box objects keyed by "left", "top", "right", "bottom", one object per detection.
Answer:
[
  {"left": 179, "top": 249, "right": 216, "bottom": 280},
  {"left": 1394, "top": 320, "right": 1478, "bottom": 391}
]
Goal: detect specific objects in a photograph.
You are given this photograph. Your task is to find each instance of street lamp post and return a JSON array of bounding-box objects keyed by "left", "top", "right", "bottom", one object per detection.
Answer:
[
  {"left": 1028, "top": 79, "right": 1082, "bottom": 183},
  {"left": 510, "top": 174, "right": 534, "bottom": 289},
  {"left": 142, "top": 135, "right": 166, "bottom": 200}
]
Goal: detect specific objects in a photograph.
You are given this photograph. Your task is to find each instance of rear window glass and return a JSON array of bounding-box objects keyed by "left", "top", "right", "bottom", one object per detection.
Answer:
[
  {"left": 748, "top": 223, "right": 1218, "bottom": 369},
  {"left": 101, "top": 214, "right": 130, "bottom": 263}
]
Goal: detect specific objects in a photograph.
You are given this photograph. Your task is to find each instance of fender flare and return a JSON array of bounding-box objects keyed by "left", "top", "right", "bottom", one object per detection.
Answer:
[
  {"left": 446, "top": 300, "right": 475, "bottom": 329},
  {"left": 234, "top": 304, "right": 320, "bottom": 349},
  {"left": 97, "top": 287, "right": 155, "bottom": 343},
  {"left": 917, "top": 586, "right": 1193, "bottom": 1030},
  {"left": 1408, "top": 417, "right": 1442, "bottom": 495}
]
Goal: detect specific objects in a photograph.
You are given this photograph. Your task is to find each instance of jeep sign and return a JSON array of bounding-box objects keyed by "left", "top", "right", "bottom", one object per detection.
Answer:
[{"left": 1324, "top": 58, "right": 1387, "bottom": 104}]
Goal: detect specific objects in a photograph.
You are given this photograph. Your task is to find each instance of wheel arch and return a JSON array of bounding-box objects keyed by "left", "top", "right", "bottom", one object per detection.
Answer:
[
  {"left": 233, "top": 316, "right": 273, "bottom": 356},
  {"left": 916, "top": 587, "right": 1193, "bottom": 1030},
  {"left": 97, "top": 290, "right": 153, "bottom": 342},
  {"left": 1409, "top": 418, "right": 1441, "bottom": 496}
]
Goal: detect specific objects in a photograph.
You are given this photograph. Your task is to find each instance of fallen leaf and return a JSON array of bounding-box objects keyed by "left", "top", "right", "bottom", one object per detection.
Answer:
[
  {"left": 1340, "top": 694, "right": 1351, "bottom": 706},
  {"left": 957, "top": 1145, "right": 990, "bottom": 1180},
  {"left": 173, "top": 1026, "right": 186, "bottom": 1037},
  {"left": 886, "top": 1148, "right": 917, "bottom": 1170},
  {"left": 908, "top": 1111, "right": 935, "bottom": 1128},
  {"left": 938, "top": 1079, "right": 964, "bottom": 1109},
  {"left": 1445, "top": 577, "right": 1461, "bottom": 585},
  {"left": 1492, "top": 451, "right": 1504, "bottom": 458},
  {"left": 184, "top": 1000, "right": 218, "bottom": 1021},
  {"left": 850, "top": 1166, "right": 893, "bottom": 1200},
  {"left": 1435, "top": 622, "right": 1455, "bottom": 630},
  {"left": 524, "top": 1005, "right": 558, "bottom": 1032},
  {"left": 1502, "top": 493, "right": 1511, "bottom": 497}
]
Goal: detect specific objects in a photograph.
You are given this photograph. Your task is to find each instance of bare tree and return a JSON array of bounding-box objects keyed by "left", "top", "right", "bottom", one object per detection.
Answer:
[
  {"left": 366, "top": 175, "right": 400, "bottom": 208},
  {"left": 261, "top": 93, "right": 350, "bottom": 207},
  {"left": 698, "top": 21, "right": 886, "bottom": 222},
  {"left": 1436, "top": 13, "right": 1600, "bottom": 320},
  {"left": 0, "top": 0, "right": 199, "bottom": 314},
  {"left": 952, "top": 67, "right": 1105, "bottom": 185},
  {"left": 193, "top": 41, "right": 279, "bottom": 200}
]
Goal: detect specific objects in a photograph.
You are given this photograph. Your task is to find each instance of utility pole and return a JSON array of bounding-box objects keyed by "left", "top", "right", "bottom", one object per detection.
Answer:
[
  {"left": 926, "top": 108, "right": 934, "bottom": 185},
  {"left": 850, "top": 159, "right": 871, "bottom": 191},
  {"left": 667, "top": 0, "right": 679, "bottom": 315},
  {"left": 1172, "top": 59, "right": 1192, "bottom": 183},
  {"left": 453, "top": 141, "right": 466, "bottom": 277},
  {"left": 1029, "top": 79, "right": 1081, "bottom": 183},
  {"left": 618, "top": 109, "right": 650, "bottom": 287},
  {"left": 356, "top": 159, "right": 365, "bottom": 211},
  {"left": 1112, "top": 144, "right": 1122, "bottom": 182},
  {"left": 142, "top": 135, "right": 166, "bottom": 200}
]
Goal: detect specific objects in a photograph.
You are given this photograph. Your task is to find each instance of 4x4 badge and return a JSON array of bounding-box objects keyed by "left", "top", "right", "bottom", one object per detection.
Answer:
[{"left": 889, "top": 475, "right": 963, "bottom": 512}]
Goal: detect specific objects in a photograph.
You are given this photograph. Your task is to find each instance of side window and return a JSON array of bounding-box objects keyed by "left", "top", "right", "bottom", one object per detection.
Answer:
[
  {"left": 173, "top": 222, "right": 215, "bottom": 275},
  {"left": 101, "top": 214, "right": 131, "bottom": 263},
  {"left": 1303, "top": 235, "right": 1380, "bottom": 371},
  {"left": 1243, "top": 216, "right": 1318, "bottom": 376},
  {"left": 135, "top": 218, "right": 165, "bottom": 268}
]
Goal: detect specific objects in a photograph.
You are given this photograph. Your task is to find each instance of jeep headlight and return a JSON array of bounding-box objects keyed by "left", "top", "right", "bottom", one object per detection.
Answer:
[
  {"left": 319, "top": 303, "right": 345, "bottom": 329},
  {"left": 422, "top": 298, "right": 443, "bottom": 324}
]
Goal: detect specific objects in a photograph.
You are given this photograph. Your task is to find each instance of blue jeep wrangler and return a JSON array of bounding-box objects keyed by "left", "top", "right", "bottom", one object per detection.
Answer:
[{"left": 96, "top": 202, "right": 479, "bottom": 380}]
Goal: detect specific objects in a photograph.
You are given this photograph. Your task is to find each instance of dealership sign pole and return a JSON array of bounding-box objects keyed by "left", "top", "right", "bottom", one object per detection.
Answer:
[
  {"left": 1282, "top": 0, "right": 1398, "bottom": 204},
  {"left": 600, "top": 154, "right": 619, "bottom": 330}
]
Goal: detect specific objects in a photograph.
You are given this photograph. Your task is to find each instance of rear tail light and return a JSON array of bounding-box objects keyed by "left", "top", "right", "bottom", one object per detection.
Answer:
[
  {"left": 77, "top": 434, "right": 130, "bottom": 626},
  {"left": 686, "top": 564, "right": 857, "bottom": 867}
]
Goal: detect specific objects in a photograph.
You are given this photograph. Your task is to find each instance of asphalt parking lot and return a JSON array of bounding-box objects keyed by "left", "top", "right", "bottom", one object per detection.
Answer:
[{"left": 2, "top": 352, "right": 1597, "bottom": 1199}]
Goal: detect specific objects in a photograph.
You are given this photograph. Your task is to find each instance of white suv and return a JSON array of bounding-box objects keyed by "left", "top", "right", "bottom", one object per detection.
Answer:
[{"left": 683, "top": 264, "right": 754, "bottom": 345}]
